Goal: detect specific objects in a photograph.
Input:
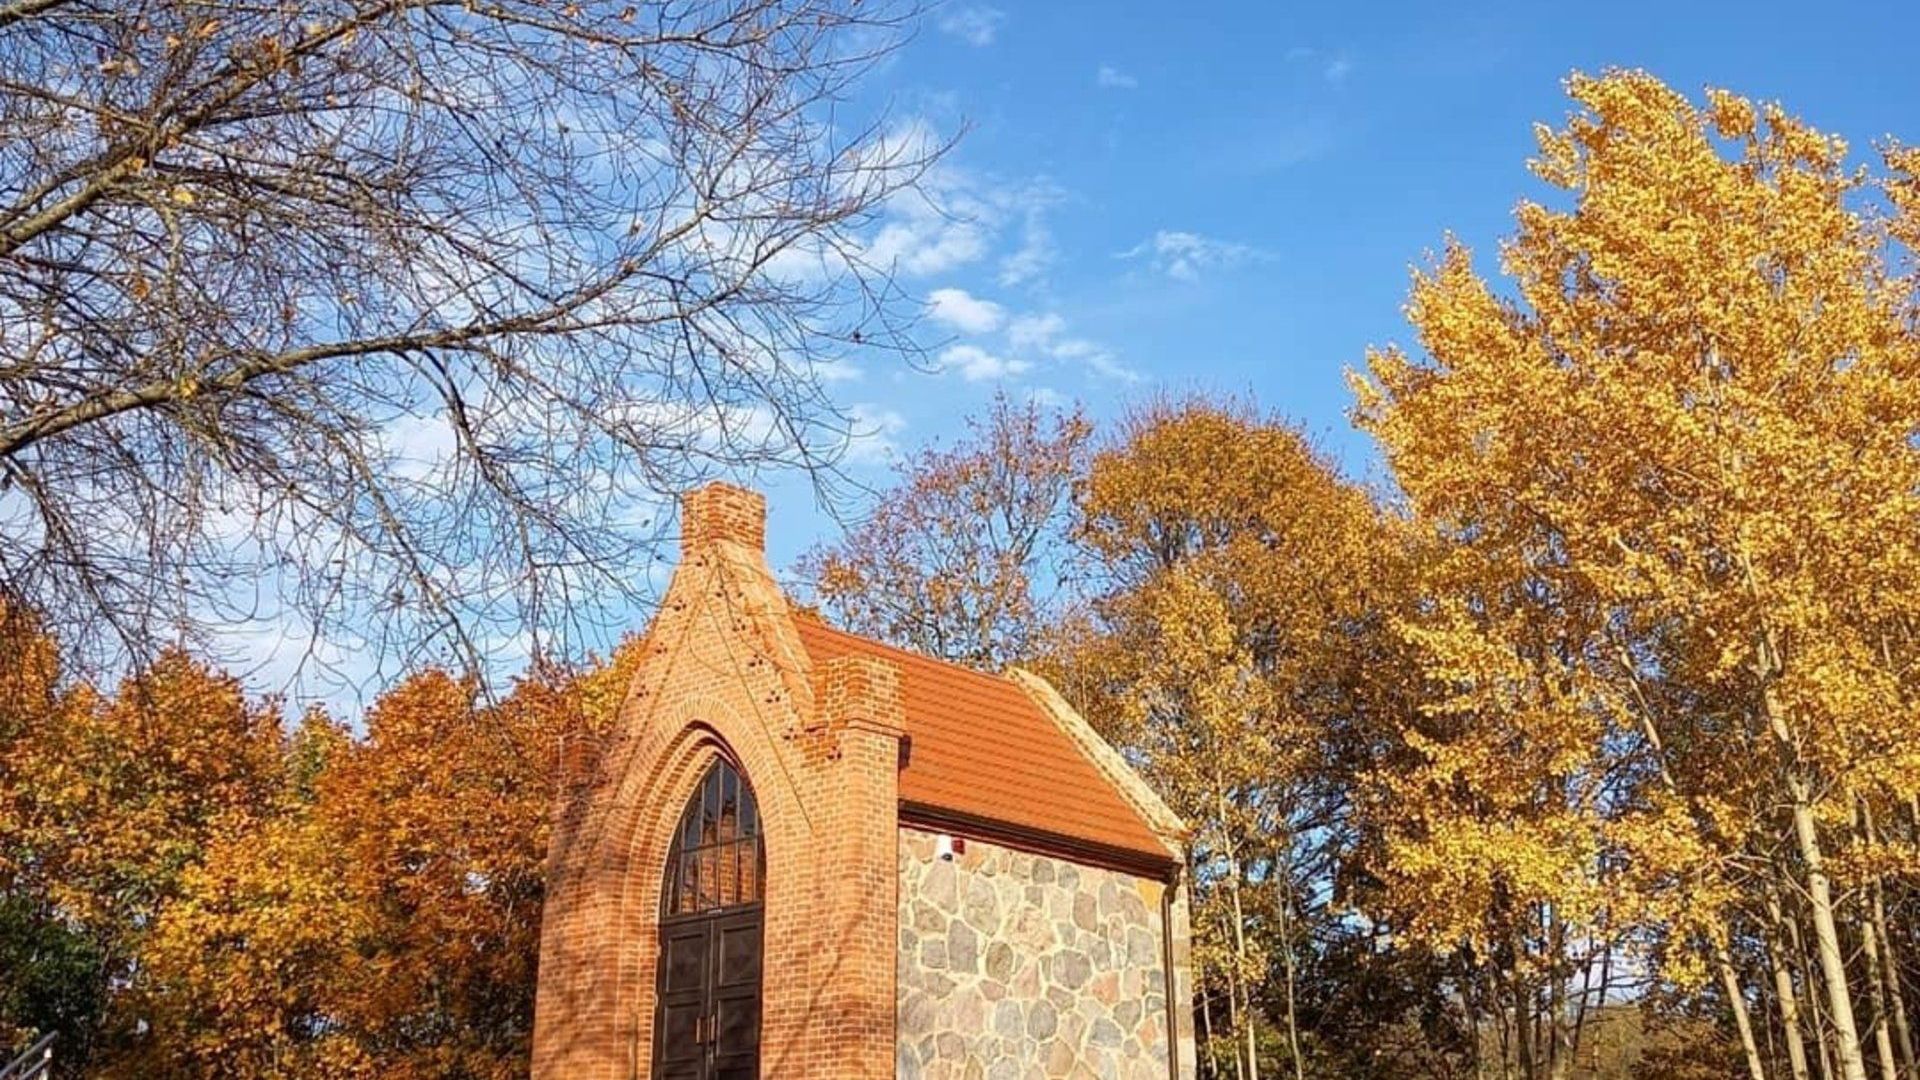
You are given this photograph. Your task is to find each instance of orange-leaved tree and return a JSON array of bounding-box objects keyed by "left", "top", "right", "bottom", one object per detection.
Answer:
[
  {"left": 1, "top": 599, "right": 641, "bottom": 1077},
  {"left": 0, "top": 615, "right": 287, "bottom": 1073},
  {"left": 136, "top": 650, "right": 632, "bottom": 1079}
]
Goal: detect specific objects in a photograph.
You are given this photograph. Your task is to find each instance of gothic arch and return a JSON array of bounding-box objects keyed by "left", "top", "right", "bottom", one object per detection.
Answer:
[{"left": 595, "top": 698, "right": 817, "bottom": 1079}]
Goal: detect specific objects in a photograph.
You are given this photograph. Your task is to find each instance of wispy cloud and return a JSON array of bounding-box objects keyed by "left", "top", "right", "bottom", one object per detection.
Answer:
[
  {"left": 939, "top": 343, "right": 1030, "bottom": 382},
  {"left": 1007, "top": 312, "right": 1064, "bottom": 351},
  {"left": 998, "top": 205, "right": 1057, "bottom": 287},
  {"left": 938, "top": 4, "right": 1004, "bottom": 46},
  {"left": 1005, "top": 311, "right": 1140, "bottom": 384},
  {"left": 859, "top": 120, "right": 1060, "bottom": 287},
  {"left": 865, "top": 196, "right": 989, "bottom": 277},
  {"left": 809, "top": 357, "right": 864, "bottom": 383},
  {"left": 382, "top": 410, "right": 458, "bottom": 482},
  {"left": 1096, "top": 64, "right": 1138, "bottom": 90},
  {"left": 857, "top": 120, "right": 987, "bottom": 276},
  {"left": 844, "top": 404, "right": 907, "bottom": 464},
  {"left": 926, "top": 287, "right": 1006, "bottom": 334},
  {"left": 1284, "top": 45, "right": 1354, "bottom": 84},
  {"left": 1120, "top": 230, "right": 1265, "bottom": 281}
]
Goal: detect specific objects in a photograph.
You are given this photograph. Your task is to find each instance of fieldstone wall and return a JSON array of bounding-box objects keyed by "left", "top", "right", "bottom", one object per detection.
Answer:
[{"left": 897, "top": 826, "right": 1194, "bottom": 1079}]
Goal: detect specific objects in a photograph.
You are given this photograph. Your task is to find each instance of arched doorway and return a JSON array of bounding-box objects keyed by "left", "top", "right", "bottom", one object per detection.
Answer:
[{"left": 653, "top": 757, "right": 764, "bottom": 1080}]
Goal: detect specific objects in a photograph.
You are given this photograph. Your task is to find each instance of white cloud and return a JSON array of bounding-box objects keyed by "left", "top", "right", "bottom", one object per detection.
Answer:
[
  {"left": 1324, "top": 56, "right": 1353, "bottom": 83},
  {"left": 1096, "top": 65, "right": 1138, "bottom": 90},
  {"left": 810, "top": 357, "right": 864, "bottom": 383},
  {"left": 939, "top": 343, "right": 1030, "bottom": 382},
  {"left": 859, "top": 121, "right": 1060, "bottom": 286},
  {"left": 1082, "top": 350, "right": 1143, "bottom": 384},
  {"left": 383, "top": 410, "right": 458, "bottom": 481},
  {"left": 1121, "top": 229, "right": 1264, "bottom": 281},
  {"left": 1003, "top": 311, "right": 1141, "bottom": 384},
  {"left": 844, "top": 404, "right": 907, "bottom": 464},
  {"left": 1007, "top": 312, "right": 1065, "bottom": 351},
  {"left": 998, "top": 207, "right": 1056, "bottom": 287},
  {"left": 938, "top": 4, "right": 1004, "bottom": 46},
  {"left": 926, "top": 287, "right": 1006, "bottom": 334},
  {"left": 865, "top": 198, "right": 991, "bottom": 277},
  {"left": 857, "top": 120, "right": 989, "bottom": 277}
]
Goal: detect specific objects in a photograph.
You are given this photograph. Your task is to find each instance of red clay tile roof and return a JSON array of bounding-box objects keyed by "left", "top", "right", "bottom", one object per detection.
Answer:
[{"left": 791, "top": 617, "right": 1172, "bottom": 867}]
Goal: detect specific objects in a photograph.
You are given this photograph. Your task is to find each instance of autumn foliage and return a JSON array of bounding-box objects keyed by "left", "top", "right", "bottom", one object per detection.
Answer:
[
  {"left": 0, "top": 603, "right": 633, "bottom": 1077},
  {"left": 798, "top": 71, "right": 1920, "bottom": 1080},
  {"left": 1354, "top": 71, "right": 1920, "bottom": 1080},
  {"left": 4, "top": 68, "right": 1919, "bottom": 1080}
]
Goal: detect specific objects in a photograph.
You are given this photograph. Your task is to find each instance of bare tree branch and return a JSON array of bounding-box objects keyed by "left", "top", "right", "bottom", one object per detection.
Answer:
[{"left": 0, "top": 0, "right": 940, "bottom": 683}]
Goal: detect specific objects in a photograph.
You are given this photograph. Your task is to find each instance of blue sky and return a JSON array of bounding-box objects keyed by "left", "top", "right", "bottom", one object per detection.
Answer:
[
  {"left": 749, "top": 0, "right": 1920, "bottom": 574},
  {"left": 242, "top": 0, "right": 1920, "bottom": 707}
]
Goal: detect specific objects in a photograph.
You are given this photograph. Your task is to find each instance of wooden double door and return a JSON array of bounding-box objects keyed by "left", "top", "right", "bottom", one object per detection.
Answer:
[{"left": 652, "top": 905, "right": 763, "bottom": 1080}]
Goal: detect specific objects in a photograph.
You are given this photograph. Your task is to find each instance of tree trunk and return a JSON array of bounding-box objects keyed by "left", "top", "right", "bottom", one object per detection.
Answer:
[
  {"left": 1492, "top": 959, "right": 1518, "bottom": 1080},
  {"left": 1547, "top": 909, "right": 1573, "bottom": 1080},
  {"left": 1768, "top": 892, "right": 1815, "bottom": 1080},
  {"left": 1789, "top": 904, "right": 1838, "bottom": 1080},
  {"left": 1220, "top": 923, "right": 1248, "bottom": 1080},
  {"left": 1571, "top": 941, "right": 1612, "bottom": 1075},
  {"left": 1275, "top": 871, "right": 1305, "bottom": 1080},
  {"left": 1212, "top": 784, "right": 1259, "bottom": 1080},
  {"left": 1466, "top": 964, "right": 1488, "bottom": 1080},
  {"left": 1201, "top": 984, "right": 1220, "bottom": 1080},
  {"left": 1863, "top": 906, "right": 1901, "bottom": 1080},
  {"left": 1753, "top": 624, "right": 1870, "bottom": 1080},
  {"left": 1719, "top": 939, "right": 1771, "bottom": 1080},
  {"left": 1513, "top": 960, "right": 1538, "bottom": 1080},
  {"left": 1229, "top": 883, "right": 1258, "bottom": 1080},
  {"left": 1790, "top": 780, "right": 1871, "bottom": 1080},
  {"left": 1876, "top": 881, "right": 1916, "bottom": 1080},
  {"left": 1613, "top": 634, "right": 1772, "bottom": 1080},
  {"left": 1865, "top": 802, "right": 1917, "bottom": 1079}
]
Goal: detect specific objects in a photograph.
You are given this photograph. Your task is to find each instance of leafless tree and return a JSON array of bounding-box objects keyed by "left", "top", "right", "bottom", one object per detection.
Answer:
[
  {"left": 0, "top": 0, "right": 938, "bottom": 685},
  {"left": 795, "top": 392, "right": 1090, "bottom": 669}
]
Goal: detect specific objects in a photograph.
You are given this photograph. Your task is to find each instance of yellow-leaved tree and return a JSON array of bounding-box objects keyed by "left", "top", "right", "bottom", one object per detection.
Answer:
[
  {"left": 0, "top": 622, "right": 287, "bottom": 1074},
  {"left": 1049, "top": 400, "right": 1424, "bottom": 1080},
  {"left": 1355, "top": 70, "right": 1920, "bottom": 1080}
]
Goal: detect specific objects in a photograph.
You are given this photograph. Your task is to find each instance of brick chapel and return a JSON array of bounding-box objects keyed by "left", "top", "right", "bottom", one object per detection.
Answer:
[{"left": 532, "top": 483, "right": 1196, "bottom": 1080}]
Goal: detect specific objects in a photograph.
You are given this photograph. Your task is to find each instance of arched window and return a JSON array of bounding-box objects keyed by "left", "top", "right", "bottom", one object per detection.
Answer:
[
  {"left": 654, "top": 757, "right": 764, "bottom": 1079},
  {"left": 662, "top": 758, "right": 764, "bottom": 916}
]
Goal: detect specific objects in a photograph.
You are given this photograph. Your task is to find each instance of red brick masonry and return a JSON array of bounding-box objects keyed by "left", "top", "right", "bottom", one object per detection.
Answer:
[{"left": 533, "top": 484, "right": 1182, "bottom": 1079}]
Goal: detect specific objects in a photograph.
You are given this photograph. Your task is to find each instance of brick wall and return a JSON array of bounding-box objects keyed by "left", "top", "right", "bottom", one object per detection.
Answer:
[{"left": 533, "top": 484, "right": 903, "bottom": 1079}]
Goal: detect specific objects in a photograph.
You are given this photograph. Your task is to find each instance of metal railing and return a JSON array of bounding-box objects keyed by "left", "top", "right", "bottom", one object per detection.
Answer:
[{"left": 0, "top": 1033, "right": 53, "bottom": 1080}]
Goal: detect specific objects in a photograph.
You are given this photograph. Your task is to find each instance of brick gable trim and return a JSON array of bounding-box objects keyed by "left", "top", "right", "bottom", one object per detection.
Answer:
[
  {"left": 1005, "top": 667, "right": 1188, "bottom": 856},
  {"left": 534, "top": 484, "right": 900, "bottom": 1079}
]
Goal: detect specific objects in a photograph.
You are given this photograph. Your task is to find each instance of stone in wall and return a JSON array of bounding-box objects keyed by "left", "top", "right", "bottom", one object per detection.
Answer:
[{"left": 897, "top": 827, "right": 1182, "bottom": 1080}]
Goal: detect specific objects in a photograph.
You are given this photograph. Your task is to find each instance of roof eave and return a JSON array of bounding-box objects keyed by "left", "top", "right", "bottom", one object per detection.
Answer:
[{"left": 897, "top": 799, "right": 1180, "bottom": 882}]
